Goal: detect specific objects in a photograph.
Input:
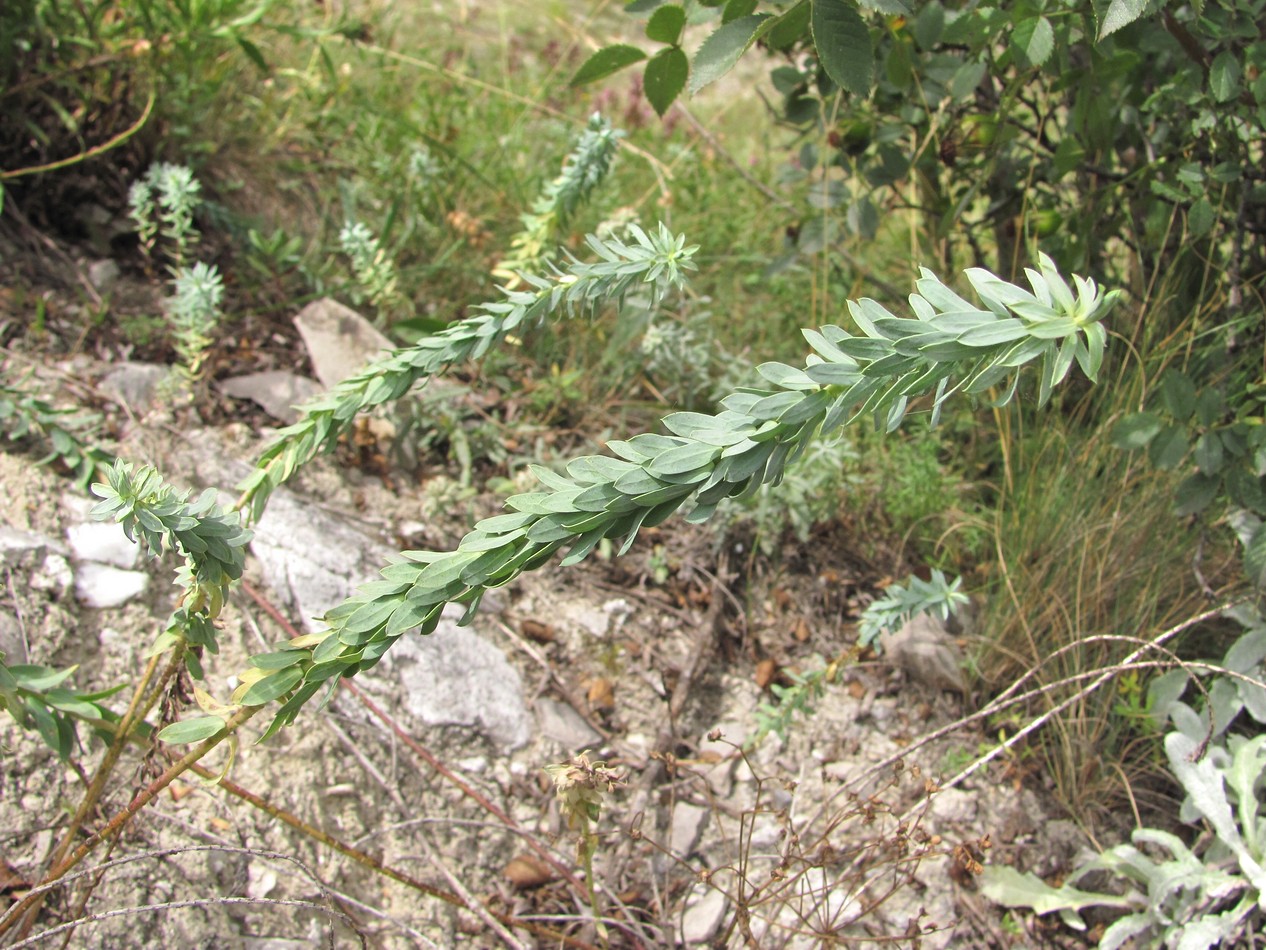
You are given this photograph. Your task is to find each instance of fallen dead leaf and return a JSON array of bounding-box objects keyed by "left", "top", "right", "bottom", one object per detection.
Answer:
[
  {"left": 794, "top": 616, "right": 811, "bottom": 642},
  {"left": 503, "top": 854, "right": 555, "bottom": 889},
  {"left": 586, "top": 677, "right": 615, "bottom": 710},
  {"left": 446, "top": 210, "right": 490, "bottom": 247},
  {"left": 168, "top": 781, "right": 195, "bottom": 802},
  {"left": 755, "top": 658, "right": 778, "bottom": 689},
  {"left": 520, "top": 618, "right": 555, "bottom": 643},
  {"left": 847, "top": 679, "right": 866, "bottom": 700}
]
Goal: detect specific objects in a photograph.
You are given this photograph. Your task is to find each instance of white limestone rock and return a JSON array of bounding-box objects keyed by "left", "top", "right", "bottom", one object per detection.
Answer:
[
  {"left": 75, "top": 563, "right": 148, "bottom": 608},
  {"left": 66, "top": 520, "right": 140, "bottom": 569}
]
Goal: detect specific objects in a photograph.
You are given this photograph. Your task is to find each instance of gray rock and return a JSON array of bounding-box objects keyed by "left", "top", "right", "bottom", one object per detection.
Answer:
[
  {"left": 98, "top": 627, "right": 136, "bottom": 666},
  {"left": 699, "top": 750, "right": 737, "bottom": 798},
  {"left": 87, "top": 259, "right": 121, "bottom": 293},
  {"left": 219, "top": 371, "right": 323, "bottom": 424},
  {"left": 246, "top": 862, "right": 278, "bottom": 899},
  {"left": 66, "top": 521, "right": 140, "bottom": 569},
  {"left": 2, "top": 525, "right": 74, "bottom": 601},
  {"left": 1040, "top": 819, "right": 1091, "bottom": 874},
  {"left": 248, "top": 488, "right": 393, "bottom": 631},
  {"left": 535, "top": 698, "right": 602, "bottom": 751},
  {"left": 186, "top": 433, "right": 533, "bottom": 751},
  {"left": 670, "top": 802, "right": 709, "bottom": 858},
  {"left": 0, "top": 525, "right": 59, "bottom": 563},
  {"left": 99, "top": 362, "right": 168, "bottom": 413},
  {"left": 888, "top": 865, "right": 960, "bottom": 949},
  {"left": 928, "top": 787, "right": 978, "bottom": 824},
  {"left": 0, "top": 610, "right": 26, "bottom": 664},
  {"left": 823, "top": 759, "right": 865, "bottom": 787},
  {"left": 878, "top": 613, "right": 967, "bottom": 693},
  {"left": 31, "top": 554, "right": 74, "bottom": 601},
  {"left": 680, "top": 886, "right": 728, "bottom": 944},
  {"left": 292, "top": 298, "right": 395, "bottom": 390},
  {"left": 366, "top": 610, "right": 531, "bottom": 750},
  {"left": 882, "top": 909, "right": 957, "bottom": 950},
  {"left": 75, "top": 563, "right": 148, "bottom": 608}
]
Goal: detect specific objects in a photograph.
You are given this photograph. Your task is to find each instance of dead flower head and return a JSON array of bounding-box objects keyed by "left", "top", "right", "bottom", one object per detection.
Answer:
[{"left": 543, "top": 750, "right": 624, "bottom": 832}]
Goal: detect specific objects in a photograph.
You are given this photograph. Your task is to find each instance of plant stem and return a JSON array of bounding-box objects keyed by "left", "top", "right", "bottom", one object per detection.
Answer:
[
  {"left": 18, "top": 644, "right": 188, "bottom": 942},
  {"left": 580, "top": 832, "right": 608, "bottom": 943},
  {"left": 0, "top": 705, "right": 257, "bottom": 939},
  {"left": 239, "top": 579, "right": 589, "bottom": 894},
  {"left": 188, "top": 763, "right": 601, "bottom": 950}
]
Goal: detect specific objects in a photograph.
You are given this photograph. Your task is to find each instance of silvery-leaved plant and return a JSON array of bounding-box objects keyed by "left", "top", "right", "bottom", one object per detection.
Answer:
[
  {"left": 129, "top": 162, "right": 203, "bottom": 266},
  {"left": 493, "top": 113, "right": 624, "bottom": 283},
  {"left": 981, "top": 731, "right": 1266, "bottom": 948},
  {"left": 981, "top": 609, "right": 1266, "bottom": 948},
  {"left": 219, "top": 248, "right": 1116, "bottom": 737},
  {"left": 90, "top": 460, "right": 252, "bottom": 678},
  {"left": 339, "top": 220, "right": 401, "bottom": 314},
  {"left": 168, "top": 260, "right": 225, "bottom": 381},
  {"left": 858, "top": 569, "right": 969, "bottom": 649},
  {"left": 128, "top": 163, "right": 223, "bottom": 385}
]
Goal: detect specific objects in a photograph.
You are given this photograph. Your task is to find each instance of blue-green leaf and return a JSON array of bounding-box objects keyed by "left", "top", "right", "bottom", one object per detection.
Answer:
[
  {"left": 158, "top": 716, "right": 226, "bottom": 744},
  {"left": 241, "top": 666, "right": 304, "bottom": 705},
  {"left": 1111, "top": 412, "right": 1162, "bottom": 450},
  {"left": 722, "top": 0, "right": 760, "bottom": 23},
  {"left": 1174, "top": 472, "right": 1219, "bottom": 516},
  {"left": 646, "top": 441, "right": 721, "bottom": 477},
  {"left": 1011, "top": 16, "right": 1054, "bottom": 68},
  {"left": 1209, "top": 51, "right": 1241, "bottom": 103},
  {"left": 1149, "top": 424, "right": 1189, "bottom": 470},
  {"left": 1159, "top": 371, "right": 1197, "bottom": 422}
]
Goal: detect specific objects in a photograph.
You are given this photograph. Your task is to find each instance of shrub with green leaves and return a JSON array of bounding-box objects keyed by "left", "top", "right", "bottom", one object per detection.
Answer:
[
  {"left": 1114, "top": 370, "right": 1266, "bottom": 584},
  {"left": 236, "top": 222, "right": 699, "bottom": 521},
  {"left": 338, "top": 220, "right": 401, "bottom": 316},
  {"left": 128, "top": 163, "right": 225, "bottom": 383},
  {"left": 858, "top": 569, "right": 969, "bottom": 649},
  {"left": 722, "top": 435, "right": 860, "bottom": 555},
  {"left": 168, "top": 260, "right": 225, "bottom": 381}
]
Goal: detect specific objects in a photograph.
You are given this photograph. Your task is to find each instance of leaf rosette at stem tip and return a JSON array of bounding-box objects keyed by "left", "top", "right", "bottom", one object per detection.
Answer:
[
  {"left": 90, "top": 460, "right": 252, "bottom": 664},
  {"left": 241, "top": 251, "right": 1118, "bottom": 738}
]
